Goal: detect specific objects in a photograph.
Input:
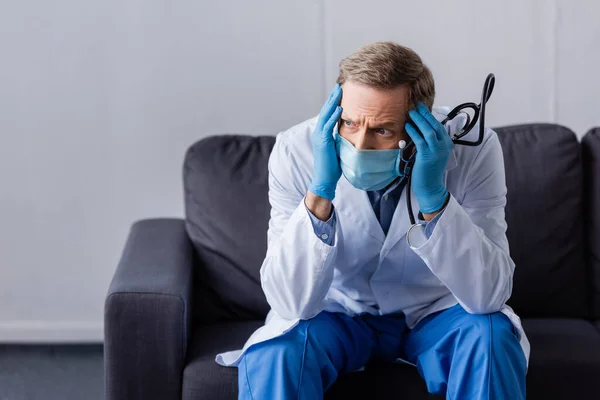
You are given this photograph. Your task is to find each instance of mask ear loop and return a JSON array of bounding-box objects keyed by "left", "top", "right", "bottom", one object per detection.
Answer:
[
  {"left": 398, "top": 140, "right": 416, "bottom": 178},
  {"left": 399, "top": 139, "right": 419, "bottom": 225}
]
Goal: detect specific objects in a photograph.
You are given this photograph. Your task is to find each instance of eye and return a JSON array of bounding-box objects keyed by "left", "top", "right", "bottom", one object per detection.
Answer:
[
  {"left": 374, "top": 128, "right": 391, "bottom": 136},
  {"left": 342, "top": 119, "right": 356, "bottom": 127}
]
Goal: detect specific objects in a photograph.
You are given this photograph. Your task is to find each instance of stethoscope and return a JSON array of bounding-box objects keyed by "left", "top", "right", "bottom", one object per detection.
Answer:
[{"left": 401, "top": 73, "right": 496, "bottom": 225}]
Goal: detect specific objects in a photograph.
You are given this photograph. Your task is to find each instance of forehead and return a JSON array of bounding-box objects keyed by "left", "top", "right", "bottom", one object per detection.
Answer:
[{"left": 340, "top": 81, "right": 410, "bottom": 122}]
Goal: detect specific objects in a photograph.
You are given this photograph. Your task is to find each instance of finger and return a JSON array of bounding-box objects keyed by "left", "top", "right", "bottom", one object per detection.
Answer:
[
  {"left": 417, "top": 102, "right": 447, "bottom": 142},
  {"left": 318, "top": 84, "right": 342, "bottom": 127},
  {"left": 404, "top": 121, "right": 427, "bottom": 151},
  {"left": 323, "top": 106, "right": 342, "bottom": 138},
  {"left": 408, "top": 109, "right": 437, "bottom": 150}
]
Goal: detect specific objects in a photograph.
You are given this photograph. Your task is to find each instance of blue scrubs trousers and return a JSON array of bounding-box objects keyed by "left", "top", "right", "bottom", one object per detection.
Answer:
[{"left": 237, "top": 304, "right": 526, "bottom": 399}]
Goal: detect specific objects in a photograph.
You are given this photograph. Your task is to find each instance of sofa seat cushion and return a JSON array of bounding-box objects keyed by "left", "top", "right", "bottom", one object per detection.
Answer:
[
  {"left": 182, "top": 320, "right": 435, "bottom": 400},
  {"left": 182, "top": 320, "right": 262, "bottom": 400},
  {"left": 522, "top": 318, "right": 600, "bottom": 399},
  {"left": 183, "top": 318, "right": 600, "bottom": 400}
]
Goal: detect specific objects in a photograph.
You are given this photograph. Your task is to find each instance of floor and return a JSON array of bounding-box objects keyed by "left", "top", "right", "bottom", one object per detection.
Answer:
[{"left": 0, "top": 344, "right": 104, "bottom": 400}]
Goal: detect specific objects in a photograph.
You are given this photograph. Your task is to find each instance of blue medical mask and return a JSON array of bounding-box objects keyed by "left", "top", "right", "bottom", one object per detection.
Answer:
[{"left": 334, "top": 132, "right": 402, "bottom": 191}]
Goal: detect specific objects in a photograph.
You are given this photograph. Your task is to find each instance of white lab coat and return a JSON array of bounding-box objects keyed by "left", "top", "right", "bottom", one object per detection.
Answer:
[{"left": 216, "top": 108, "right": 530, "bottom": 367}]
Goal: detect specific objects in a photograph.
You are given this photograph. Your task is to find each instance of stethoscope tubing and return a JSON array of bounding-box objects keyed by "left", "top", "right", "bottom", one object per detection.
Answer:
[{"left": 405, "top": 73, "right": 495, "bottom": 225}]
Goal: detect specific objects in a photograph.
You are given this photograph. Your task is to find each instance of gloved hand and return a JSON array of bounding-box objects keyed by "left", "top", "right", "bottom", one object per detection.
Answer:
[
  {"left": 308, "top": 84, "right": 343, "bottom": 200},
  {"left": 405, "top": 102, "right": 454, "bottom": 214}
]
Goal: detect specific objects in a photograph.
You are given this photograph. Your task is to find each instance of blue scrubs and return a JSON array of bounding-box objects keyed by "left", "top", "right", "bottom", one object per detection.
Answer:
[
  {"left": 239, "top": 306, "right": 525, "bottom": 399},
  {"left": 238, "top": 180, "right": 527, "bottom": 399}
]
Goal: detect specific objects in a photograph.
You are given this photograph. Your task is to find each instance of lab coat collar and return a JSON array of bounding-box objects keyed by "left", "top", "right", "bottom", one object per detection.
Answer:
[
  {"left": 433, "top": 105, "right": 459, "bottom": 173},
  {"left": 446, "top": 147, "right": 458, "bottom": 171},
  {"left": 335, "top": 176, "right": 387, "bottom": 244},
  {"left": 335, "top": 172, "right": 419, "bottom": 254}
]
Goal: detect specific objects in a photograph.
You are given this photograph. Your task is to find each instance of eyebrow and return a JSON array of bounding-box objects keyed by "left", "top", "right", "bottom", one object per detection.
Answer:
[
  {"left": 341, "top": 113, "right": 399, "bottom": 128},
  {"left": 375, "top": 120, "right": 399, "bottom": 128}
]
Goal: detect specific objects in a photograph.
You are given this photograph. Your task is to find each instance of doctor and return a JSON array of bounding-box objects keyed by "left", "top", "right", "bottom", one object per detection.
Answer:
[{"left": 216, "top": 41, "right": 529, "bottom": 400}]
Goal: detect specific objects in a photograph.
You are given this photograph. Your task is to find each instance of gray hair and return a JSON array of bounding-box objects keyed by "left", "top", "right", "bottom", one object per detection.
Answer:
[{"left": 336, "top": 41, "right": 435, "bottom": 109}]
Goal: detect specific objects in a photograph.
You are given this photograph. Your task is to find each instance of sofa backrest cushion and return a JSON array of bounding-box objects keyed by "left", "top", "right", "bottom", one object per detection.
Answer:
[
  {"left": 582, "top": 128, "right": 600, "bottom": 318},
  {"left": 184, "top": 135, "right": 274, "bottom": 321},
  {"left": 495, "top": 124, "right": 588, "bottom": 318},
  {"left": 184, "top": 124, "right": 590, "bottom": 322}
]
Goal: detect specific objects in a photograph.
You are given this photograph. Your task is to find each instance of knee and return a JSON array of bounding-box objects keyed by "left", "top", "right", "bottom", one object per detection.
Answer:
[
  {"left": 459, "top": 312, "right": 518, "bottom": 356},
  {"left": 243, "top": 312, "right": 335, "bottom": 368},
  {"left": 243, "top": 329, "right": 305, "bottom": 369}
]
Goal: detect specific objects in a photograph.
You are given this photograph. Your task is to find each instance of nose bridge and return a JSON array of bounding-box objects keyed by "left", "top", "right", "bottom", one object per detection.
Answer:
[{"left": 354, "top": 126, "right": 369, "bottom": 150}]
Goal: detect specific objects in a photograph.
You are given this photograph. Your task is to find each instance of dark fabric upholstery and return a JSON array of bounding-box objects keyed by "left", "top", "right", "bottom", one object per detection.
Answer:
[
  {"left": 105, "top": 218, "right": 195, "bottom": 400},
  {"left": 521, "top": 319, "right": 600, "bottom": 400},
  {"left": 494, "top": 124, "right": 588, "bottom": 318},
  {"left": 183, "top": 136, "right": 275, "bottom": 322},
  {"left": 583, "top": 128, "right": 600, "bottom": 318},
  {"left": 183, "top": 128, "right": 590, "bottom": 322},
  {"left": 106, "top": 125, "right": 600, "bottom": 399},
  {"left": 182, "top": 321, "right": 263, "bottom": 400}
]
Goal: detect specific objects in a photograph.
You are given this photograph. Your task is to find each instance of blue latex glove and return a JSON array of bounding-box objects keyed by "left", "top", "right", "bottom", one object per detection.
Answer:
[
  {"left": 308, "top": 84, "right": 343, "bottom": 200},
  {"left": 405, "top": 102, "right": 454, "bottom": 214}
]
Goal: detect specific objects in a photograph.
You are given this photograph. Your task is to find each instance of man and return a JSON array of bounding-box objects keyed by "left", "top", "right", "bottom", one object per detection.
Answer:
[{"left": 216, "top": 41, "right": 529, "bottom": 399}]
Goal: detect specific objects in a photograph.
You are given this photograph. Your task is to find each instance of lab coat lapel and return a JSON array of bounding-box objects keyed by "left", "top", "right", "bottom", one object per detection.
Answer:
[
  {"left": 380, "top": 178, "right": 417, "bottom": 255},
  {"left": 335, "top": 175, "right": 386, "bottom": 244}
]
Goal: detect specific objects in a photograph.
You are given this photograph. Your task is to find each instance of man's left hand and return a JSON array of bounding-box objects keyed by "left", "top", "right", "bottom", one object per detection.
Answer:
[{"left": 405, "top": 102, "right": 454, "bottom": 214}]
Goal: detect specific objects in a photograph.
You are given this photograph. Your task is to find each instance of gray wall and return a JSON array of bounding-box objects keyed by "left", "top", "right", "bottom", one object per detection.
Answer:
[{"left": 0, "top": 0, "right": 598, "bottom": 342}]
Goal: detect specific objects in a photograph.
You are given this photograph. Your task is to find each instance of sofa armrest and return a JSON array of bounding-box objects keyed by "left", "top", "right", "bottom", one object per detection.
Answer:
[{"left": 104, "top": 218, "right": 195, "bottom": 400}]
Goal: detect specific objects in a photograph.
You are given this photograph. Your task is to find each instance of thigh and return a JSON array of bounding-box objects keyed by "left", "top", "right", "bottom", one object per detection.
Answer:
[
  {"left": 404, "top": 304, "right": 519, "bottom": 361},
  {"left": 240, "top": 311, "right": 376, "bottom": 383},
  {"left": 238, "top": 311, "right": 407, "bottom": 399},
  {"left": 403, "top": 304, "right": 525, "bottom": 397},
  {"left": 301, "top": 311, "right": 378, "bottom": 375}
]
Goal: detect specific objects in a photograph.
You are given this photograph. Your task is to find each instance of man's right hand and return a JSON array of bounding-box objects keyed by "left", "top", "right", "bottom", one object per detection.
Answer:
[{"left": 308, "top": 84, "right": 343, "bottom": 202}]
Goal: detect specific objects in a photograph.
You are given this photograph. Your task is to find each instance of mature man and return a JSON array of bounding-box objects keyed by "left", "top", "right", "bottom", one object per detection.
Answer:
[{"left": 216, "top": 41, "right": 529, "bottom": 400}]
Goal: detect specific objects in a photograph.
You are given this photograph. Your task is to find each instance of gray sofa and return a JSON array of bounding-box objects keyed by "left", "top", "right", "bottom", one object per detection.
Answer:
[{"left": 105, "top": 124, "right": 600, "bottom": 399}]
